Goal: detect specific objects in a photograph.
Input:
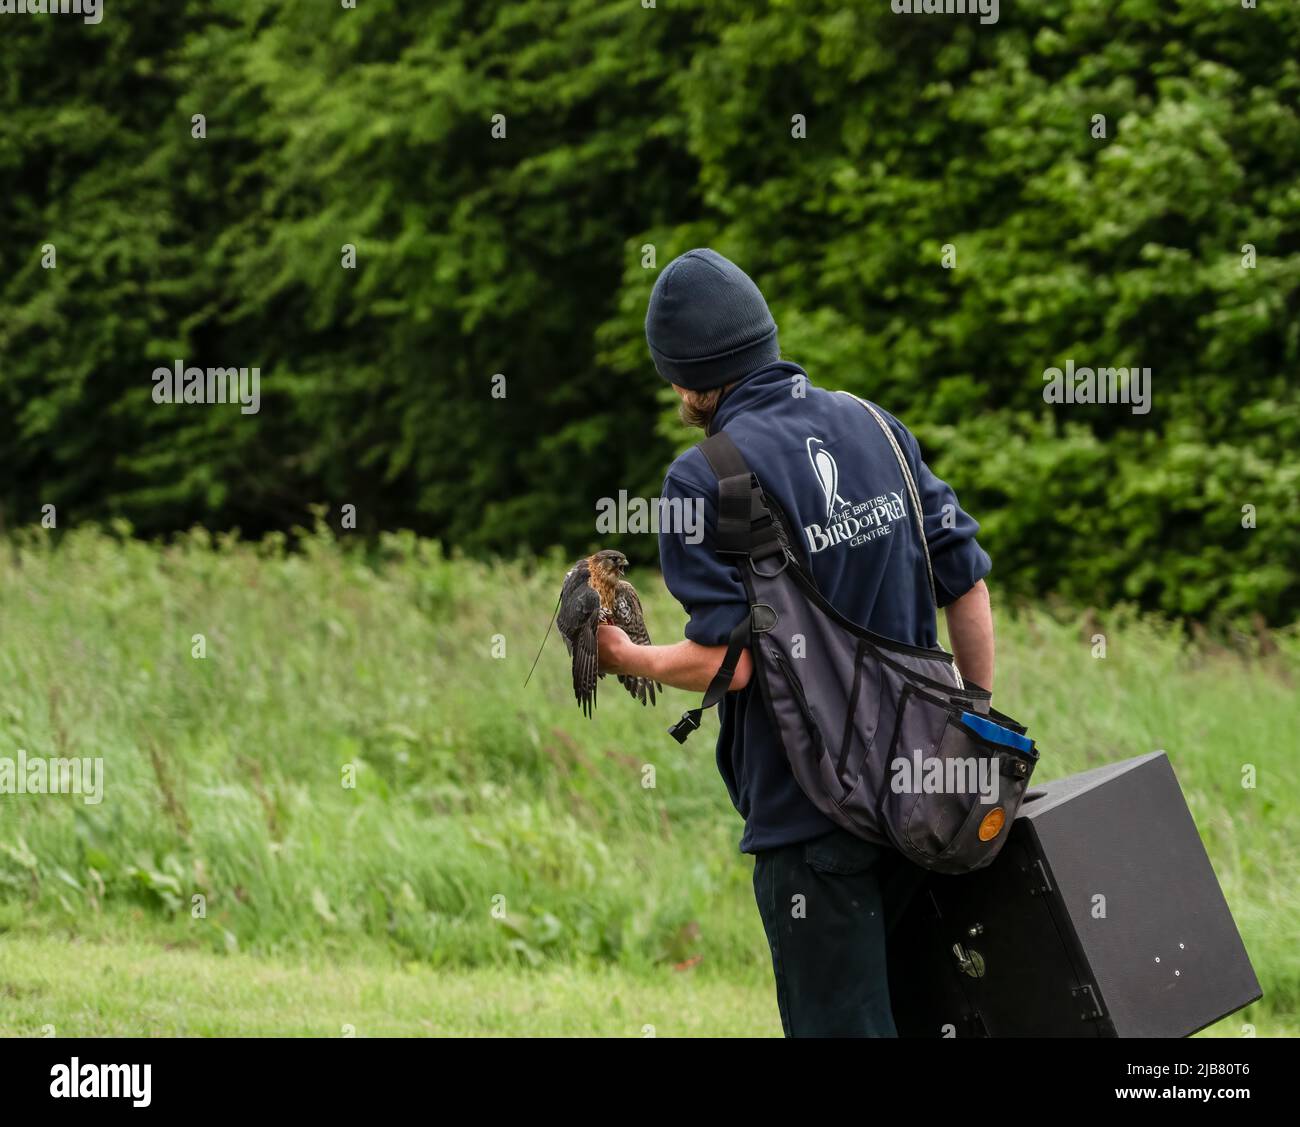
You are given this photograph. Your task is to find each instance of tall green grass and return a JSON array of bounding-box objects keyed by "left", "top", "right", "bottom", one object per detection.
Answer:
[{"left": 0, "top": 525, "right": 1295, "bottom": 1032}]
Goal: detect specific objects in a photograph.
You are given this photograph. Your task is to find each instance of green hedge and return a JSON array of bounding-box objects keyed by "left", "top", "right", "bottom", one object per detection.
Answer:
[{"left": 1, "top": 0, "right": 1297, "bottom": 623}]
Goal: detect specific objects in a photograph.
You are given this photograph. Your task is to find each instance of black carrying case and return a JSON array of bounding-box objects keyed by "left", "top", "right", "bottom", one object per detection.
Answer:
[{"left": 889, "top": 751, "right": 1263, "bottom": 1037}]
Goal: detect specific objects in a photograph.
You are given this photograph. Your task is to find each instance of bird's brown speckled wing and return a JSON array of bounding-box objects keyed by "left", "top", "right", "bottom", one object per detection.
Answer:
[
  {"left": 613, "top": 579, "right": 663, "bottom": 707},
  {"left": 557, "top": 560, "right": 602, "bottom": 717}
]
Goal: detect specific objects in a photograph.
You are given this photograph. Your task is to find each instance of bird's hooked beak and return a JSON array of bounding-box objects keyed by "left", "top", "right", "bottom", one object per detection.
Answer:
[{"left": 616, "top": 555, "right": 629, "bottom": 575}]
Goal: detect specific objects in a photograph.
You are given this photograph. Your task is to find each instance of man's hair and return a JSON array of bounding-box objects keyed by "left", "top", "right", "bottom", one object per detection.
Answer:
[{"left": 677, "top": 386, "right": 726, "bottom": 430}]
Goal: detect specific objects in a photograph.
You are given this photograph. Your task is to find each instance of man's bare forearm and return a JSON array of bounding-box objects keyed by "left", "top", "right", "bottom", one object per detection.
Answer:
[
  {"left": 601, "top": 583, "right": 993, "bottom": 698},
  {"left": 944, "top": 578, "right": 994, "bottom": 691},
  {"left": 598, "top": 626, "right": 753, "bottom": 694}
]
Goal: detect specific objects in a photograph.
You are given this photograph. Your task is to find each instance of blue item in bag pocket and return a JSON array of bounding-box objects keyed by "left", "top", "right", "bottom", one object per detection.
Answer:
[{"left": 959, "top": 711, "right": 1037, "bottom": 758}]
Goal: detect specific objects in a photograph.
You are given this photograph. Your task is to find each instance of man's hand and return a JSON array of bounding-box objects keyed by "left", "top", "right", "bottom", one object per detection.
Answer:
[
  {"left": 598, "top": 624, "right": 752, "bottom": 694},
  {"left": 596, "top": 624, "right": 638, "bottom": 676}
]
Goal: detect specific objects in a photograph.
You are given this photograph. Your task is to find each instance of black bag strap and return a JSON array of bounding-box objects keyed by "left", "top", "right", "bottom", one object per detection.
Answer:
[
  {"left": 667, "top": 613, "right": 751, "bottom": 744},
  {"left": 697, "top": 429, "right": 751, "bottom": 478},
  {"left": 695, "top": 432, "right": 785, "bottom": 564},
  {"left": 668, "top": 431, "right": 785, "bottom": 743}
]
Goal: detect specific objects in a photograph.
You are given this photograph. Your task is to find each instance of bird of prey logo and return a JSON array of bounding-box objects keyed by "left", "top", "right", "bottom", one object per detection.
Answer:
[
  {"left": 546, "top": 550, "right": 661, "bottom": 717},
  {"left": 806, "top": 437, "right": 850, "bottom": 520}
]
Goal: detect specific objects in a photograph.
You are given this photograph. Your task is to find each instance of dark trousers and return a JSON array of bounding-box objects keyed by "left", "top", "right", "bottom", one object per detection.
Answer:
[{"left": 753, "top": 827, "right": 926, "bottom": 1037}]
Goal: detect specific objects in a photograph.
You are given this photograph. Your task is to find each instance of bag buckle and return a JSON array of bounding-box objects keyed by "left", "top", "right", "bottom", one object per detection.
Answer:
[
  {"left": 751, "top": 547, "right": 790, "bottom": 579},
  {"left": 668, "top": 711, "right": 701, "bottom": 744}
]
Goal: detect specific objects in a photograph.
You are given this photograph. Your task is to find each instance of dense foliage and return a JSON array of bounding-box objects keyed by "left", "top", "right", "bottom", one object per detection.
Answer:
[{"left": 2, "top": 0, "right": 1297, "bottom": 622}]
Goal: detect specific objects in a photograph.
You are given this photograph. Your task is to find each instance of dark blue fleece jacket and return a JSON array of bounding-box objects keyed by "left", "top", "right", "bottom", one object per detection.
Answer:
[{"left": 658, "top": 361, "right": 991, "bottom": 853}]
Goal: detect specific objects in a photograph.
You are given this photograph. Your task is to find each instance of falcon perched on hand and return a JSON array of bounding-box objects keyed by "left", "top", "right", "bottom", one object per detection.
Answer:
[{"left": 557, "top": 549, "right": 661, "bottom": 717}]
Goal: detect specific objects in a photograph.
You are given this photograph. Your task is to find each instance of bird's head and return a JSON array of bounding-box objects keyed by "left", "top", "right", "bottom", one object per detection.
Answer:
[{"left": 591, "top": 549, "right": 629, "bottom": 579}]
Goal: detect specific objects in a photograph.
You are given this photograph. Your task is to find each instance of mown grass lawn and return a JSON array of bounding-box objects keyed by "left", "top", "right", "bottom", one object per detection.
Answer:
[
  {"left": 0, "top": 936, "right": 778, "bottom": 1037},
  {"left": 0, "top": 935, "right": 1289, "bottom": 1037}
]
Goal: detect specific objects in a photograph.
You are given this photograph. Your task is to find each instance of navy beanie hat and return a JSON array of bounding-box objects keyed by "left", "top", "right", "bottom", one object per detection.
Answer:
[{"left": 644, "top": 248, "right": 780, "bottom": 391}]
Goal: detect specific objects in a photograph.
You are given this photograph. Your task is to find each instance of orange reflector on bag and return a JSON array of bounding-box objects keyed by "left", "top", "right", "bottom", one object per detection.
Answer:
[{"left": 978, "top": 807, "right": 1005, "bottom": 842}]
